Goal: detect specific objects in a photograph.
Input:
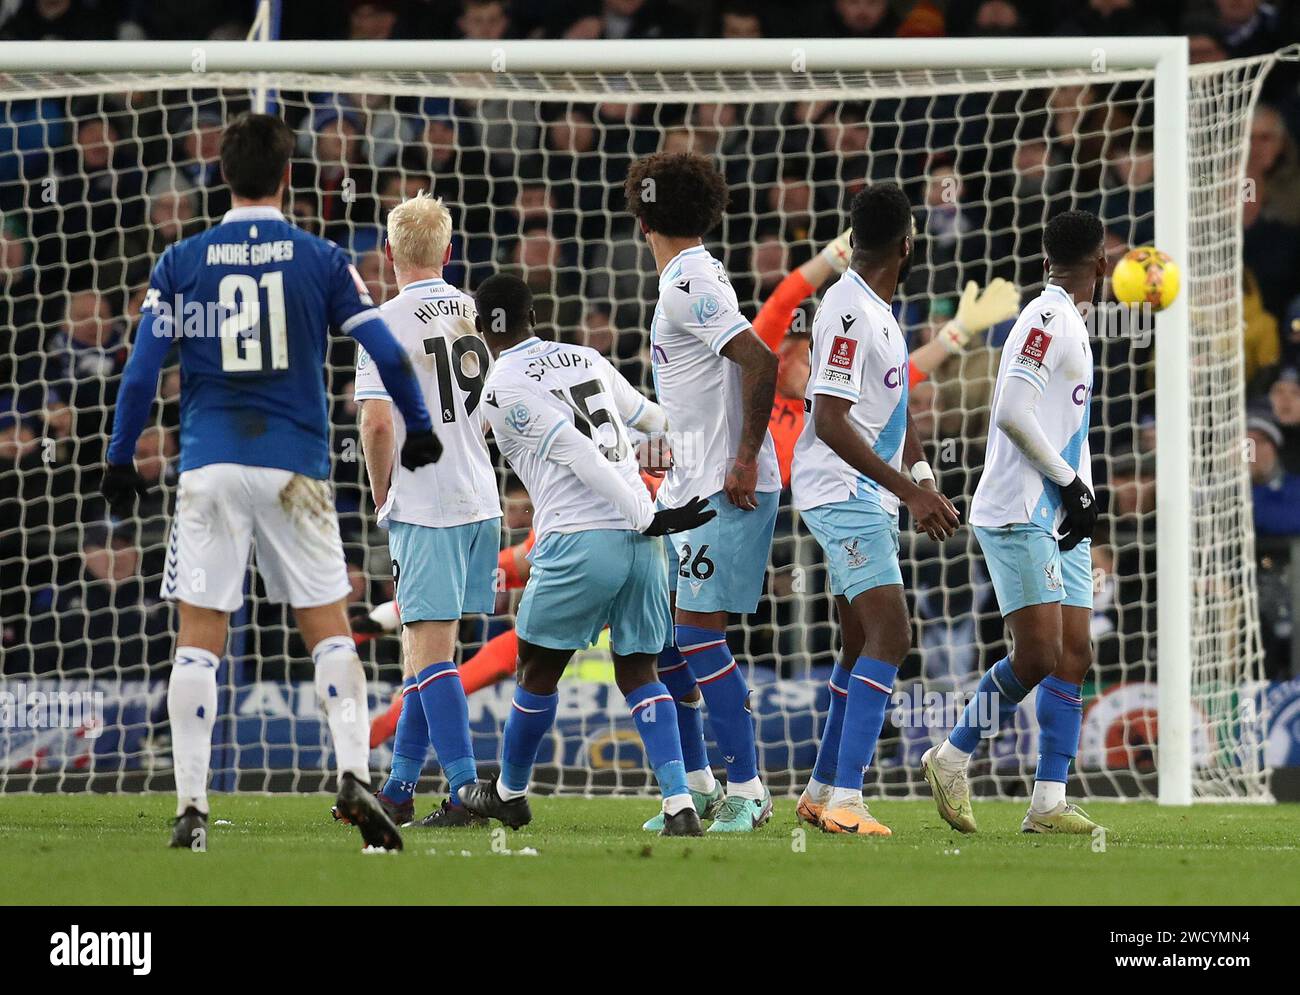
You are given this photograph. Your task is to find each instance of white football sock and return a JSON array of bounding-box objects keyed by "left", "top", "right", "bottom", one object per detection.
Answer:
[
  {"left": 496, "top": 780, "right": 527, "bottom": 802},
  {"left": 686, "top": 766, "right": 717, "bottom": 794},
  {"left": 936, "top": 738, "right": 971, "bottom": 766},
  {"left": 312, "top": 636, "right": 371, "bottom": 785},
  {"left": 662, "top": 793, "right": 693, "bottom": 816},
  {"left": 804, "top": 777, "right": 833, "bottom": 804},
  {"left": 1031, "top": 780, "right": 1066, "bottom": 814},
  {"left": 168, "top": 646, "right": 219, "bottom": 816},
  {"left": 726, "top": 776, "right": 763, "bottom": 801},
  {"left": 829, "top": 786, "right": 862, "bottom": 808}
]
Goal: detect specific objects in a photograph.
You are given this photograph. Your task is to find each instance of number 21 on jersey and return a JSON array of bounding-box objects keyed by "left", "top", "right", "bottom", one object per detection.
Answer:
[{"left": 219, "top": 271, "right": 288, "bottom": 373}]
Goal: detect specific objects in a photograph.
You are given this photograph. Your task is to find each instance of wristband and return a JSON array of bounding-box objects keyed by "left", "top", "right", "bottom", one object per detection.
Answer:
[
  {"left": 910, "top": 461, "right": 935, "bottom": 485},
  {"left": 939, "top": 319, "right": 971, "bottom": 355}
]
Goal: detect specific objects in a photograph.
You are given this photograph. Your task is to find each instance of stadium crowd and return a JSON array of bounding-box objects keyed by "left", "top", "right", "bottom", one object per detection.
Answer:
[{"left": 3, "top": 0, "right": 1300, "bottom": 710}]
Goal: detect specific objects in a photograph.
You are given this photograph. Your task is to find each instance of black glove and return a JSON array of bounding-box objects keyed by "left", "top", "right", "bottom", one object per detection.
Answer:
[
  {"left": 1057, "top": 474, "right": 1098, "bottom": 552},
  {"left": 400, "top": 429, "right": 443, "bottom": 471},
  {"left": 643, "top": 496, "right": 717, "bottom": 537},
  {"left": 101, "top": 463, "right": 150, "bottom": 518}
]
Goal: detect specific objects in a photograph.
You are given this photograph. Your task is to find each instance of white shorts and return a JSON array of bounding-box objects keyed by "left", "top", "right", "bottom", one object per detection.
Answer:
[{"left": 161, "top": 463, "right": 351, "bottom": 613}]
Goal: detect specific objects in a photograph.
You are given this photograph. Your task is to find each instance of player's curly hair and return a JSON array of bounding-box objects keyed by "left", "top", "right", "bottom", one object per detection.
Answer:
[
  {"left": 624, "top": 152, "right": 730, "bottom": 238},
  {"left": 1043, "top": 209, "right": 1105, "bottom": 267}
]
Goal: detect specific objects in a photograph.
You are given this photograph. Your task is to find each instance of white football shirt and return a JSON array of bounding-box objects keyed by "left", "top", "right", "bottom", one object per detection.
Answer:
[
  {"left": 484, "top": 336, "right": 662, "bottom": 540},
  {"left": 353, "top": 276, "right": 501, "bottom": 529},
  {"left": 649, "top": 245, "right": 780, "bottom": 508},
  {"left": 792, "top": 269, "right": 910, "bottom": 517},
  {"left": 970, "top": 283, "right": 1094, "bottom": 532}
]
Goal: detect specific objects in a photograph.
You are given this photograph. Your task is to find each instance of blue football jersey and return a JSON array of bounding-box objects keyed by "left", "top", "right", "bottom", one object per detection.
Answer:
[{"left": 142, "top": 206, "right": 379, "bottom": 479}]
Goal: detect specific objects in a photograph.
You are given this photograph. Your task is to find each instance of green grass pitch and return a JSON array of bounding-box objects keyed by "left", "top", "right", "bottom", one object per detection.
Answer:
[{"left": 3, "top": 795, "right": 1297, "bottom": 905}]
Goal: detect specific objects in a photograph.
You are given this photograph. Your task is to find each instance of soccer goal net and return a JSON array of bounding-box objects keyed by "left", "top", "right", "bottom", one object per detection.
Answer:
[{"left": 0, "top": 38, "right": 1276, "bottom": 803}]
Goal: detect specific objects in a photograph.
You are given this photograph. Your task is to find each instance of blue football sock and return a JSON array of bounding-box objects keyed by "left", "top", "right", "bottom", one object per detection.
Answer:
[
  {"left": 1035, "top": 675, "right": 1083, "bottom": 783},
  {"left": 500, "top": 686, "right": 559, "bottom": 794},
  {"left": 675, "top": 624, "right": 758, "bottom": 784},
  {"left": 832, "top": 657, "right": 897, "bottom": 791},
  {"left": 415, "top": 661, "right": 477, "bottom": 804},
  {"left": 657, "top": 647, "right": 709, "bottom": 774},
  {"left": 812, "top": 663, "right": 853, "bottom": 785},
  {"left": 949, "top": 656, "right": 1027, "bottom": 754},
  {"left": 382, "top": 678, "right": 426, "bottom": 803},
  {"left": 627, "top": 681, "right": 689, "bottom": 801}
]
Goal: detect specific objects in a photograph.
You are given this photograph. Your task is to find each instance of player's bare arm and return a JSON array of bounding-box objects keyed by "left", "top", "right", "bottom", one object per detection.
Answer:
[
  {"left": 358, "top": 398, "right": 396, "bottom": 510},
  {"left": 902, "top": 404, "right": 928, "bottom": 475},
  {"left": 901, "top": 408, "right": 958, "bottom": 539},
  {"left": 901, "top": 407, "right": 938, "bottom": 492},
  {"left": 719, "top": 328, "right": 778, "bottom": 511},
  {"left": 813, "top": 393, "right": 957, "bottom": 541}
]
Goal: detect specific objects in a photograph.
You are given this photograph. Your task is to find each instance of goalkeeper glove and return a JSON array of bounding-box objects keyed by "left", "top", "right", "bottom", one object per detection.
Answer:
[
  {"left": 818, "top": 229, "right": 853, "bottom": 274},
  {"left": 643, "top": 496, "right": 717, "bottom": 537},
  {"left": 400, "top": 429, "right": 443, "bottom": 470},
  {"left": 1057, "top": 474, "right": 1098, "bottom": 552},
  {"left": 939, "top": 278, "right": 1020, "bottom": 354},
  {"left": 101, "top": 463, "right": 150, "bottom": 518}
]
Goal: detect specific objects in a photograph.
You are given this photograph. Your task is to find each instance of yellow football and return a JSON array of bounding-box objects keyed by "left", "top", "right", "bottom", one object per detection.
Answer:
[{"left": 1111, "top": 246, "right": 1180, "bottom": 312}]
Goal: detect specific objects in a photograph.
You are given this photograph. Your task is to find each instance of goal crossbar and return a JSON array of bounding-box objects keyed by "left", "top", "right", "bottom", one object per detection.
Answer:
[{"left": 0, "top": 37, "right": 1191, "bottom": 74}]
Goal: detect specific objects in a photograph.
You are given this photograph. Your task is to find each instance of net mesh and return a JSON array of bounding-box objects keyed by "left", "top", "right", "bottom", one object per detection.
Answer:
[{"left": 0, "top": 53, "right": 1275, "bottom": 800}]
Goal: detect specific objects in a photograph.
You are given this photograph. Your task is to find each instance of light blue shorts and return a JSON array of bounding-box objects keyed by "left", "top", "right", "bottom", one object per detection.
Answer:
[
  {"left": 974, "top": 524, "right": 1093, "bottom": 617},
  {"left": 388, "top": 517, "right": 502, "bottom": 623},
  {"left": 801, "top": 499, "right": 903, "bottom": 601},
  {"left": 665, "top": 488, "right": 779, "bottom": 614},
  {"left": 516, "top": 529, "right": 671, "bottom": 656}
]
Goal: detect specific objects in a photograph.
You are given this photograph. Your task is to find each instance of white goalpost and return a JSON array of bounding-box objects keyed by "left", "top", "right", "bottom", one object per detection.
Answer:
[
  {"left": 1150, "top": 40, "right": 1193, "bottom": 807},
  {"left": 0, "top": 37, "right": 1274, "bottom": 805}
]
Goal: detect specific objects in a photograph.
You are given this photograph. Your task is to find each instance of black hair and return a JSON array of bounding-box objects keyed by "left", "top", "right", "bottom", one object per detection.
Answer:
[
  {"left": 849, "top": 182, "right": 913, "bottom": 255},
  {"left": 1042, "top": 209, "right": 1105, "bottom": 267},
  {"left": 474, "top": 273, "right": 534, "bottom": 337},
  {"left": 220, "top": 112, "right": 294, "bottom": 200}
]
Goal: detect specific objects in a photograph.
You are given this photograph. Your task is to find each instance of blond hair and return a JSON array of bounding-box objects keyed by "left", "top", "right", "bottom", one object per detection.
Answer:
[{"left": 386, "top": 190, "right": 452, "bottom": 270}]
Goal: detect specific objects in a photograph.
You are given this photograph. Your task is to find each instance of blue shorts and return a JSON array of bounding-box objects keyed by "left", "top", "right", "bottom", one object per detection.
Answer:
[
  {"left": 516, "top": 528, "right": 671, "bottom": 656},
  {"left": 974, "top": 524, "right": 1093, "bottom": 616},
  {"left": 665, "top": 488, "right": 779, "bottom": 615},
  {"left": 801, "top": 499, "right": 903, "bottom": 601},
  {"left": 388, "top": 517, "right": 502, "bottom": 623}
]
